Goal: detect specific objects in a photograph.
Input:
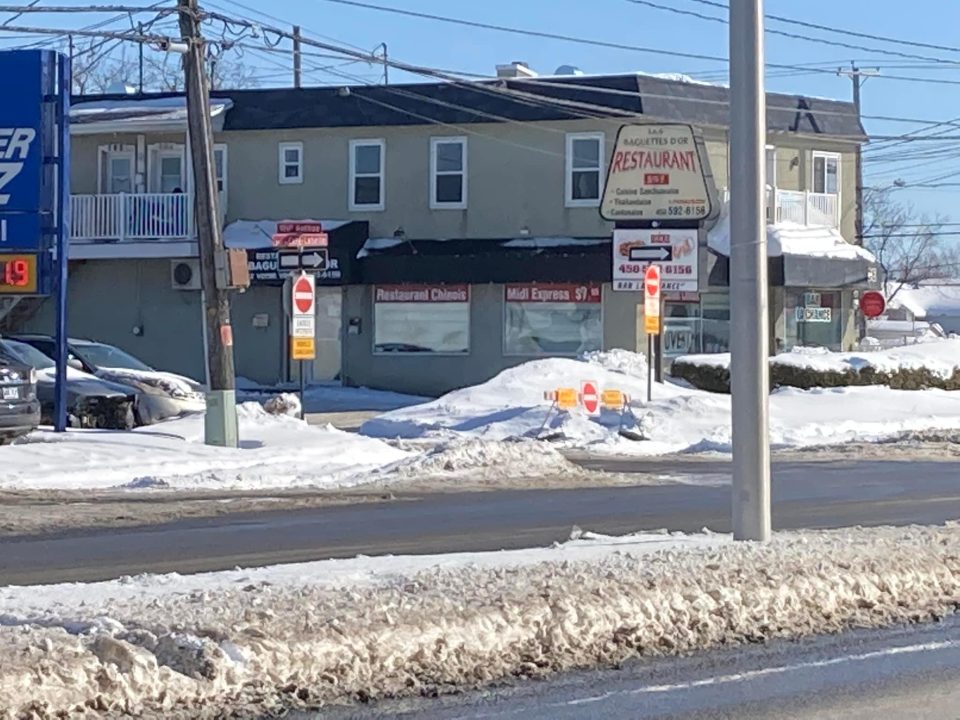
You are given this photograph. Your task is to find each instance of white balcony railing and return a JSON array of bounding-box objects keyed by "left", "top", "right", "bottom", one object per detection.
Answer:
[
  {"left": 71, "top": 192, "right": 195, "bottom": 241},
  {"left": 768, "top": 188, "right": 839, "bottom": 228}
]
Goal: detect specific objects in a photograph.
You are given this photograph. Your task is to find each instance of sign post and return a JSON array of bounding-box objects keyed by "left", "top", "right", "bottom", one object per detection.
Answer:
[
  {"left": 644, "top": 266, "right": 661, "bottom": 403},
  {"left": 289, "top": 272, "right": 316, "bottom": 419}
]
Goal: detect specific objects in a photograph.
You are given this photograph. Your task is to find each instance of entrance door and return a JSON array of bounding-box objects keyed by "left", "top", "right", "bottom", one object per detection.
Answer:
[{"left": 313, "top": 287, "right": 342, "bottom": 381}]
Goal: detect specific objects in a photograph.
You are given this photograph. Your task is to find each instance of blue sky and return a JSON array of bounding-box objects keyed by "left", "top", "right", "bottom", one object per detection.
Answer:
[{"left": 5, "top": 0, "right": 960, "bottom": 219}]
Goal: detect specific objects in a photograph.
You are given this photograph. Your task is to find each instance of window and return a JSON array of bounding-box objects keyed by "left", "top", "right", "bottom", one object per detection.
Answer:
[
  {"left": 158, "top": 154, "right": 183, "bottom": 193},
  {"left": 812, "top": 151, "right": 840, "bottom": 195},
  {"left": 784, "top": 290, "right": 842, "bottom": 351},
  {"left": 278, "top": 141, "right": 303, "bottom": 184},
  {"left": 430, "top": 137, "right": 467, "bottom": 209},
  {"left": 373, "top": 285, "right": 470, "bottom": 354},
  {"left": 765, "top": 145, "right": 776, "bottom": 188},
  {"left": 214, "top": 144, "right": 228, "bottom": 214},
  {"left": 504, "top": 283, "right": 602, "bottom": 356},
  {"left": 565, "top": 132, "right": 604, "bottom": 206},
  {"left": 349, "top": 139, "right": 385, "bottom": 211},
  {"left": 107, "top": 152, "right": 134, "bottom": 194}
]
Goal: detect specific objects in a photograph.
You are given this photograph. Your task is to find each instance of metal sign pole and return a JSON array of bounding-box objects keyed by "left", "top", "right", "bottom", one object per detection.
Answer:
[
  {"left": 53, "top": 53, "right": 71, "bottom": 433},
  {"left": 730, "top": 0, "right": 772, "bottom": 542}
]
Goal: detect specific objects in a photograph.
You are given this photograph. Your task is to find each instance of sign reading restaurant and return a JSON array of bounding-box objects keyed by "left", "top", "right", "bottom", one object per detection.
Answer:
[
  {"left": 374, "top": 285, "right": 470, "bottom": 303},
  {"left": 600, "top": 123, "right": 713, "bottom": 222}
]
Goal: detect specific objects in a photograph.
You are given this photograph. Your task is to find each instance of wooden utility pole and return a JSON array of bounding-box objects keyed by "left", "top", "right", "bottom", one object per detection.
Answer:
[
  {"left": 137, "top": 22, "right": 144, "bottom": 93},
  {"left": 178, "top": 0, "right": 238, "bottom": 447},
  {"left": 293, "top": 25, "right": 302, "bottom": 88}
]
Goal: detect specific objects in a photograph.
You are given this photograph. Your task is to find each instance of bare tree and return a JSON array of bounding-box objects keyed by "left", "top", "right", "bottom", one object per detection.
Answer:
[
  {"left": 70, "top": 39, "right": 259, "bottom": 94},
  {"left": 862, "top": 188, "right": 956, "bottom": 301}
]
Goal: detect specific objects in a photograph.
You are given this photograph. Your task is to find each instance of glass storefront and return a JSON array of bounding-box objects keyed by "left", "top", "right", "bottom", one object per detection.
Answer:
[
  {"left": 504, "top": 283, "right": 603, "bottom": 355},
  {"left": 784, "top": 290, "right": 842, "bottom": 350}
]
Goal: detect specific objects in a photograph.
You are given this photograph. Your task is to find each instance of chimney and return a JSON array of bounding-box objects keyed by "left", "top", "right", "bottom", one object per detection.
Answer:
[{"left": 496, "top": 61, "right": 537, "bottom": 79}]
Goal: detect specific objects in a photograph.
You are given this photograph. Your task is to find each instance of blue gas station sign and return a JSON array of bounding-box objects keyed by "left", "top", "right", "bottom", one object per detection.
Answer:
[{"left": 0, "top": 49, "right": 71, "bottom": 430}]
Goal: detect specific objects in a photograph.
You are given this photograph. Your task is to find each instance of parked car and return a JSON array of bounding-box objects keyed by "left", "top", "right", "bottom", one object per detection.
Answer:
[
  {"left": 10, "top": 335, "right": 205, "bottom": 425},
  {"left": 0, "top": 338, "right": 135, "bottom": 430},
  {"left": 0, "top": 345, "right": 40, "bottom": 443}
]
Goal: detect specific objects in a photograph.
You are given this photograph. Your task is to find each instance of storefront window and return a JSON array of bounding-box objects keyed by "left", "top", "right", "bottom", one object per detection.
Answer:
[
  {"left": 373, "top": 284, "right": 470, "bottom": 353},
  {"left": 504, "top": 283, "right": 602, "bottom": 355},
  {"left": 701, "top": 292, "right": 731, "bottom": 353},
  {"left": 785, "top": 290, "right": 842, "bottom": 350},
  {"left": 663, "top": 301, "right": 702, "bottom": 358}
]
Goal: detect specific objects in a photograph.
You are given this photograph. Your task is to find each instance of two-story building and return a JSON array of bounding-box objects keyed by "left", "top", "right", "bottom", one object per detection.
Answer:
[{"left": 8, "top": 69, "right": 875, "bottom": 396}]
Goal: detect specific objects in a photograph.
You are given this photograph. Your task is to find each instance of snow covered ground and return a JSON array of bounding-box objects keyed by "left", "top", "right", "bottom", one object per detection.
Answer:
[
  {"left": 679, "top": 338, "right": 960, "bottom": 379},
  {"left": 237, "top": 378, "right": 427, "bottom": 413},
  {"left": 363, "top": 348, "right": 960, "bottom": 455},
  {"left": 0, "top": 403, "right": 410, "bottom": 491},
  {"left": 2, "top": 523, "right": 959, "bottom": 717}
]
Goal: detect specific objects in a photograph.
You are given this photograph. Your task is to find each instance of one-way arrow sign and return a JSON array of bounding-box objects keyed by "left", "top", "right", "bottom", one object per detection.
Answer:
[
  {"left": 279, "top": 249, "right": 329, "bottom": 272},
  {"left": 629, "top": 246, "right": 673, "bottom": 262}
]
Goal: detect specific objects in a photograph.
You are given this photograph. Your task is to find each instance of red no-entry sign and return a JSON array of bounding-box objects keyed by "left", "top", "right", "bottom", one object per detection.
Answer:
[
  {"left": 581, "top": 380, "right": 600, "bottom": 415},
  {"left": 293, "top": 274, "right": 315, "bottom": 314}
]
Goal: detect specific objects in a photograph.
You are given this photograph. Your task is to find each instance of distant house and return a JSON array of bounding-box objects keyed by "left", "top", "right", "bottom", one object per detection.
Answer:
[{"left": 886, "top": 281, "right": 960, "bottom": 335}]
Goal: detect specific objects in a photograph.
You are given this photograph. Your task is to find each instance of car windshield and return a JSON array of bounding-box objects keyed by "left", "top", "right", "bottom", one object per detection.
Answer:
[
  {"left": 1, "top": 339, "right": 54, "bottom": 369},
  {"left": 73, "top": 342, "right": 153, "bottom": 372}
]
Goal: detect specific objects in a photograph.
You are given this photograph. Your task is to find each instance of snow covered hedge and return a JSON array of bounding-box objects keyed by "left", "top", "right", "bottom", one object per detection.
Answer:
[{"left": 672, "top": 341, "right": 960, "bottom": 393}]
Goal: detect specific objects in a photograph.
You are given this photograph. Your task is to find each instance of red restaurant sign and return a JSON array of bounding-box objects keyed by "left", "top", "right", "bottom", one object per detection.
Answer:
[
  {"left": 374, "top": 284, "right": 470, "bottom": 303},
  {"left": 504, "top": 283, "right": 602, "bottom": 304}
]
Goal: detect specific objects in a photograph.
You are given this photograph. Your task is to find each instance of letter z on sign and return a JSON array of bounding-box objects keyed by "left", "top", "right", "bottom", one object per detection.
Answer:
[{"left": 0, "top": 128, "right": 37, "bottom": 205}]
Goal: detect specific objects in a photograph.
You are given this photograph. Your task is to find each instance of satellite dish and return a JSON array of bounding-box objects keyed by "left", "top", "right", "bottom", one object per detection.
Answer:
[{"left": 554, "top": 65, "right": 584, "bottom": 76}]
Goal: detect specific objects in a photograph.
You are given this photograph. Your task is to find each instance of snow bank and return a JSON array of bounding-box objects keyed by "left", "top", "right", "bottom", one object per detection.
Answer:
[
  {"left": 3, "top": 523, "right": 959, "bottom": 717},
  {"left": 374, "top": 437, "right": 590, "bottom": 482},
  {"left": 0, "top": 402, "right": 409, "bottom": 491},
  {"left": 364, "top": 353, "right": 960, "bottom": 455},
  {"left": 678, "top": 339, "right": 960, "bottom": 380}
]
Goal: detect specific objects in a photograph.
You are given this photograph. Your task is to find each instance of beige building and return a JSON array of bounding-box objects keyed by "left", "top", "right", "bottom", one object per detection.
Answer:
[{"left": 8, "top": 71, "right": 875, "bottom": 395}]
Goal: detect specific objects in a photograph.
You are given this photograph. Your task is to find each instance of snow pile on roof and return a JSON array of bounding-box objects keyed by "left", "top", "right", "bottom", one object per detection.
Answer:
[
  {"left": 888, "top": 282, "right": 960, "bottom": 318},
  {"left": 223, "top": 219, "right": 350, "bottom": 250},
  {"left": 98, "top": 366, "right": 203, "bottom": 401},
  {"left": 70, "top": 96, "right": 232, "bottom": 130},
  {"left": 708, "top": 202, "right": 874, "bottom": 261},
  {"left": 678, "top": 338, "right": 960, "bottom": 380},
  {"left": 500, "top": 236, "right": 608, "bottom": 249},
  {"left": 363, "top": 352, "right": 960, "bottom": 454},
  {"left": 3, "top": 523, "right": 959, "bottom": 716},
  {"left": 0, "top": 402, "right": 408, "bottom": 491}
]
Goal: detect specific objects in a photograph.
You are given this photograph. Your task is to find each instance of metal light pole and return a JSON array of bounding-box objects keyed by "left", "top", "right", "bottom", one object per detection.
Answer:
[{"left": 729, "top": 0, "right": 771, "bottom": 541}]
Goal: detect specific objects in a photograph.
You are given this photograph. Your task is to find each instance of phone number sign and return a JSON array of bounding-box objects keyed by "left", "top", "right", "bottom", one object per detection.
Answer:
[{"left": 612, "top": 228, "right": 698, "bottom": 292}]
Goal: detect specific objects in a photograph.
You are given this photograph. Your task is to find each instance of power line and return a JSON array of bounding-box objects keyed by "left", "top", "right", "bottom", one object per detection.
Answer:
[
  {"left": 686, "top": 0, "right": 960, "bottom": 56},
  {"left": 625, "top": 0, "right": 960, "bottom": 66}
]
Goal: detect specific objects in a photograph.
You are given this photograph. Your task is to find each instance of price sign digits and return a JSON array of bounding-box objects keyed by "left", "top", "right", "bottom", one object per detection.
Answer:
[{"left": 4, "top": 259, "right": 29, "bottom": 287}]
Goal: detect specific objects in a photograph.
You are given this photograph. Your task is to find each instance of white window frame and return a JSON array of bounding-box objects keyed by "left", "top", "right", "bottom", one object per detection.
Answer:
[
  {"left": 765, "top": 145, "right": 776, "bottom": 188},
  {"left": 565, "top": 132, "right": 605, "bottom": 208},
  {"left": 429, "top": 136, "right": 468, "bottom": 210},
  {"left": 811, "top": 150, "right": 841, "bottom": 196},
  {"left": 152, "top": 146, "right": 186, "bottom": 194},
  {"left": 502, "top": 288, "right": 604, "bottom": 358},
  {"left": 278, "top": 141, "right": 304, "bottom": 185},
  {"left": 349, "top": 138, "right": 385, "bottom": 211},
  {"left": 105, "top": 147, "right": 135, "bottom": 194}
]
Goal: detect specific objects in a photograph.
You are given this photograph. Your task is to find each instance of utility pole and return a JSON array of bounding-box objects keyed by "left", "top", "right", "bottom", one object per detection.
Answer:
[
  {"left": 729, "top": 0, "right": 771, "bottom": 542},
  {"left": 178, "top": 0, "right": 238, "bottom": 447},
  {"left": 293, "top": 25, "right": 302, "bottom": 88},
  {"left": 137, "top": 22, "right": 144, "bottom": 93},
  {"left": 378, "top": 42, "right": 388, "bottom": 84}
]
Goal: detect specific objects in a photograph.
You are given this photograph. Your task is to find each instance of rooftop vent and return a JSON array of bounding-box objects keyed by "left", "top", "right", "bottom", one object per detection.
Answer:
[{"left": 496, "top": 61, "right": 537, "bottom": 79}]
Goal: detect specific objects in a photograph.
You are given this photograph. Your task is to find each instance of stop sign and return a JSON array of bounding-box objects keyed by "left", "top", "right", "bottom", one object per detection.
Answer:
[
  {"left": 859, "top": 291, "right": 886, "bottom": 318},
  {"left": 293, "top": 275, "right": 315, "bottom": 314},
  {"left": 644, "top": 265, "right": 661, "bottom": 299},
  {"left": 581, "top": 380, "right": 599, "bottom": 415}
]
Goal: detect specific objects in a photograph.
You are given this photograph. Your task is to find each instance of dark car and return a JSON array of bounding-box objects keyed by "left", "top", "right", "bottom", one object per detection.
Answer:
[
  {"left": 0, "top": 339, "right": 135, "bottom": 430},
  {"left": 0, "top": 346, "right": 40, "bottom": 443}
]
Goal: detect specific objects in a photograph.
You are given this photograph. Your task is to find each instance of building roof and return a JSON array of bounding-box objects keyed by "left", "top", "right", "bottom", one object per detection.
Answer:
[
  {"left": 71, "top": 72, "right": 867, "bottom": 140},
  {"left": 887, "top": 281, "right": 960, "bottom": 318},
  {"left": 70, "top": 96, "right": 232, "bottom": 135}
]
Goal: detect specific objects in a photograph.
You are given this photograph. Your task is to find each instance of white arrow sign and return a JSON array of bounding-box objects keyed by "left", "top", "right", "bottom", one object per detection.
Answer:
[{"left": 629, "top": 246, "right": 672, "bottom": 262}]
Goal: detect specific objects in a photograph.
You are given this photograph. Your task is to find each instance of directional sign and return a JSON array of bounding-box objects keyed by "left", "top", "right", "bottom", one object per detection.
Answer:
[
  {"left": 629, "top": 246, "right": 672, "bottom": 262},
  {"left": 613, "top": 228, "right": 698, "bottom": 292},
  {"left": 279, "top": 249, "right": 329, "bottom": 272}
]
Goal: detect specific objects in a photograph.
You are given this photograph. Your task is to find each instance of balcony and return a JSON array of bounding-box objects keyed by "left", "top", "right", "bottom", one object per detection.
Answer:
[
  {"left": 768, "top": 188, "right": 839, "bottom": 228},
  {"left": 71, "top": 193, "right": 195, "bottom": 242}
]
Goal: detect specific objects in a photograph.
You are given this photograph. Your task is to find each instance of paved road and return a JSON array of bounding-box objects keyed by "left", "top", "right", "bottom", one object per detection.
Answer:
[
  {"left": 2, "top": 459, "right": 960, "bottom": 585},
  {"left": 315, "top": 616, "right": 960, "bottom": 719}
]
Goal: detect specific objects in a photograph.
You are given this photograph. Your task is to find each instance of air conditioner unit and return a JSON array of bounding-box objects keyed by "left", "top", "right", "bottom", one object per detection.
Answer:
[{"left": 170, "top": 259, "right": 201, "bottom": 290}]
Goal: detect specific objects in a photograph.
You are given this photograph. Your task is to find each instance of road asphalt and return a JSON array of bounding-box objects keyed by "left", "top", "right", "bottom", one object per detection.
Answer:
[
  {"left": 312, "top": 615, "right": 960, "bottom": 719},
  {"left": 2, "top": 458, "right": 959, "bottom": 584}
]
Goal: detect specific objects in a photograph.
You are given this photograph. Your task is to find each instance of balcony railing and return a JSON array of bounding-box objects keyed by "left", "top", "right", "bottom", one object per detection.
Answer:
[
  {"left": 71, "top": 192, "right": 195, "bottom": 241},
  {"left": 768, "top": 188, "right": 839, "bottom": 228}
]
